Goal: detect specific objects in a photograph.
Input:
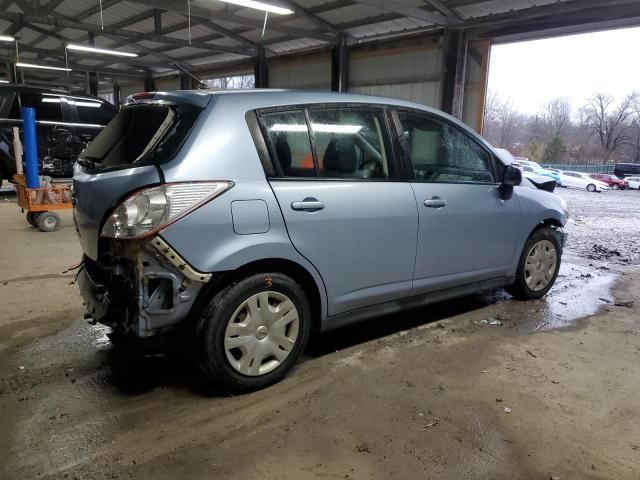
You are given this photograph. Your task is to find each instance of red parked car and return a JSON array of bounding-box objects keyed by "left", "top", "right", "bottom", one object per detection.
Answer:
[{"left": 590, "top": 173, "right": 629, "bottom": 190}]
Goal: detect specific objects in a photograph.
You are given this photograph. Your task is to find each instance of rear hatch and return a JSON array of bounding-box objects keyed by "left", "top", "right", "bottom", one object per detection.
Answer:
[{"left": 73, "top": 93, "right": 210, "bottom": 259}]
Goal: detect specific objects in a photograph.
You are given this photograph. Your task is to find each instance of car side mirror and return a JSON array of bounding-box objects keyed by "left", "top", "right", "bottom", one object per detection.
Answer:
[{"left": 500, "top": 165, "right": 522, "bottom": 200}]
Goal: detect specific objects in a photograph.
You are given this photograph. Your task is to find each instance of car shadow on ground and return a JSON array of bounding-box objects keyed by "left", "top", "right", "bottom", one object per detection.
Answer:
[{"left": 101, "top": 290, "right": 506, "bottom": 397}]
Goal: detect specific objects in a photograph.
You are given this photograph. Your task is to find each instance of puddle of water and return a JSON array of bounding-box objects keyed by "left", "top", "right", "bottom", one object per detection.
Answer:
[{"left": 527, "top": 261, "right": 617, "bottom": 331}]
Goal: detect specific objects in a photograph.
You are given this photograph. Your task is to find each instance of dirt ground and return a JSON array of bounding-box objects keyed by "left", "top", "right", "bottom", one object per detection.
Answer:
[{"left": 1, "top": 188, "right": 639, "bottom": 480}]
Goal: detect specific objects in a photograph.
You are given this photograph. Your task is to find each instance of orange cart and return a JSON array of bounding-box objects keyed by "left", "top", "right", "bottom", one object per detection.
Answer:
[{"left": 13, "top": 174, "right": 72, "bottom": 232}]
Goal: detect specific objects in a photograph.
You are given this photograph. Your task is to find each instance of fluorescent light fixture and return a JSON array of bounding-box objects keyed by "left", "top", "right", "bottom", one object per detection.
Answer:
[
  {"left": 42, "top": 98, "right": 101, "bottom": 108},
  {"left": 0, "top": 79, "right": 9, "bottom": 83},
  {"left": 216, "top": 0, "right": 293, "bottom": 15},
  {"left": 270, "top": 123, "right": 363, "bottom": 134},
  {"left": 66, "top": 43, "right": 138, "bottom": 58},
  {"left": 38, "top": 120, "right": 104, "bottom": 128},
  {"left": 0, "top": 35, "right": 14, "bottom": 42},
  {"left": 16, "top": 62, "right": 72, "bottom": 72}
]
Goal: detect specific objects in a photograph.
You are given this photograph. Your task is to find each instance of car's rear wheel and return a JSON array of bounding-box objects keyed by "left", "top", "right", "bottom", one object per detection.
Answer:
[
  {"left": 196, "top": 272, "right": 312, "bottom": 393},
  {"left": 612, "top": 184, "right": 619, "bottom": 190},
  {"left": 507, "top": 227, "right": 561, "bottom": 300},
  {"left": 586, "top": 183, "right": 596, "bottom": 192}
]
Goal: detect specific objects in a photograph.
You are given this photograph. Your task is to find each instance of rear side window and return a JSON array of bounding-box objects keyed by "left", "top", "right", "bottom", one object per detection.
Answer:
[
  {"left": 71, "top": 98, "right": 115, "bottom": 126},
  {"left": 259, "top": 105, "right": 393, "bottom": 180},
  {"left": 81, "top": 103, "right": 200, "bottom": 169},
  {"left": 309, "top": 108, "right": 390, "bottom": 179},
  {"left": 398, "top": 111, "right": 495, "bottom": 183},
  {"left": 261, "top": 110, "right": 315, "bottom": 177},
  {"left": 20, "top": 93, "right": 63, "bottom": 122}
]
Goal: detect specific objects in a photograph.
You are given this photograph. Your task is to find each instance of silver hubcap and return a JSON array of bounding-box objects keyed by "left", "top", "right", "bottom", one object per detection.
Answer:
[
  {"left": 224, "top": 291, "right": 299, "bottom": 377},
  {"left": 524, "top": 240, "right": 558, "bottom": 291}
]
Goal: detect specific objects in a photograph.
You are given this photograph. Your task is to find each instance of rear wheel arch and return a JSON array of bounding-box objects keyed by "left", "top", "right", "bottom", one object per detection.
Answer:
[{"left": 191, "top": 258, "right": 325, "bottom": 337}]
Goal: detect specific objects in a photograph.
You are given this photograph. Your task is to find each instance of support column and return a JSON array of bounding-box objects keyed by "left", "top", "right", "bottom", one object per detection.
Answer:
[
  {"left": 144, "top": 70, "right": 155, "bottom": 91},
  {"left": 86, "top": 72, "right": 98, "bottom": 96},
  {"left": 331, "top": 34, "right": 349, "bottom": 92},
  {"left": 179, "top": 72, "right": 193, "bottom": 90},
  {"left": 112, "top": 79, "right": 121, "bottom": 108},
  {"left": 5, "top": 62, "right": 15, "bottom": 83},
  {"left": 440, "top": 29, "right": 468, "bottom": 119},
  {"left": 254, "top": 47, "right": 268, "bottom": 88}
]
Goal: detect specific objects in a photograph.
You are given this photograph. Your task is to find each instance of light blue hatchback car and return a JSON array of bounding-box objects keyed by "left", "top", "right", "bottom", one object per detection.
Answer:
[{"left": 73, "top": 90, "right": 568, "bottom": 392}]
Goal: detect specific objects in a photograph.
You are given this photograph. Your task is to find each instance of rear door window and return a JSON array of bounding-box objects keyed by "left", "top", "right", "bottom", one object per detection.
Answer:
[
  {"left": 260, "top": 110, "right": 315, "bottom": 177},
  {"left": 308, "top": 107, "right": 391, "bottom": 179},
  {"left": 259, "top": 105, "right": 395, "bottom": 180},
  {"left": 20, "top": 93, "right": 63, "bottom": 122}
]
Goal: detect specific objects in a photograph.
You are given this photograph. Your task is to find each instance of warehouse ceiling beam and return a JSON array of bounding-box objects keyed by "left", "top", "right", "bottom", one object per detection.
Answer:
[
  {"left": 130, "top": 0, "right": 337, "bottom": 43},
  {"left": 422, "top": 0, "right": 462, "bottom": 22},
  {"left": 352, "top": 0, "right": 452, "bottom": 25},
  {"left": 0, "top": 11, "right": 256, "bottom": 56}
]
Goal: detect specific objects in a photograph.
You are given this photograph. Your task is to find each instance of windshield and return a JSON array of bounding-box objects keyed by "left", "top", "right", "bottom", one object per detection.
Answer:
[{"left": 80, "top": 102, "right": 201, "bottom": 170}]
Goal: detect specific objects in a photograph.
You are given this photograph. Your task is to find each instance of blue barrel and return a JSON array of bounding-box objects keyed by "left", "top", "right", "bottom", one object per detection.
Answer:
[{"left": 22, "top": 107, "right": 39, "bottom": 189}]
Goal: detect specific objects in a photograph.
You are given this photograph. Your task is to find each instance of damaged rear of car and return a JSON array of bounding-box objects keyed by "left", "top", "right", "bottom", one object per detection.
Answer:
[{"left": 74, "top": 92, "right": 219, "bottom": 338}]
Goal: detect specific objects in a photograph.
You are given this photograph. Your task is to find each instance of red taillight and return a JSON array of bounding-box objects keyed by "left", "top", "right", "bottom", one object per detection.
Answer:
[{"left": 132, "top": 92, "right": 155, "bottom": 101}]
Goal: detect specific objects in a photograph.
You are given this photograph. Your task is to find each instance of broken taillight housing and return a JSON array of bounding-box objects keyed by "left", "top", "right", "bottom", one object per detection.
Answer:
[{"left": 101, "top": 182, "right": 233, "bottom": 239}]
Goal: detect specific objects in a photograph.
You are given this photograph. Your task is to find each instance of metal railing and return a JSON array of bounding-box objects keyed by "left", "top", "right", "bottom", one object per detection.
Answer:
[{"left": 542, "top": 164, "right": 615, "bottom": 173}]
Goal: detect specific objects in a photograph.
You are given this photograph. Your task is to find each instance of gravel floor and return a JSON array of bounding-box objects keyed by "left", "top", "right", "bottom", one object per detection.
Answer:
[{"left": 555, "top": 187, "right": 640, "bottom": 264}]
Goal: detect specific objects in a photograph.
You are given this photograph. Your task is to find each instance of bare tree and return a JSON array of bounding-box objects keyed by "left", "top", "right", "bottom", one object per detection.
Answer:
[
  {"left": 540, "top": 97, "right": 571, "bottom": 141},
  {"left": 581, "top": 93, "right": 637, "bottom": 164},
  {"left": 496, "top": 98, "right": 521, "bottom": 149},
  {"left": 205, "top": 74, "right": 255, "bottom": 90}
]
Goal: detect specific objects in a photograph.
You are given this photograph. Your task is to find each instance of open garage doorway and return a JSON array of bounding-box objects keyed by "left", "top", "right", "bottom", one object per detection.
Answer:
[{"left": 483, "top": 27, "right": 640, "bottom": 169}]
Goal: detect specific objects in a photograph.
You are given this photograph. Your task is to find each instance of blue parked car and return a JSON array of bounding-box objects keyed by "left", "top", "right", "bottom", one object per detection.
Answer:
[
  {"left": 73, "top": 90, "right": 568, "bottom": 392},
  {"left": 517, "top": 160, "right": 562, "bottom": 185}
]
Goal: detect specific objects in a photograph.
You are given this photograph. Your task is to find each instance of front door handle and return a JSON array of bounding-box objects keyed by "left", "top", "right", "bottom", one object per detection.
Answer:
[
  {"left": 424, "top": 197, "right": 446, "bottom": 208},
  {"left": 291, "top": 197, "right": 325, "bottom": 212}
]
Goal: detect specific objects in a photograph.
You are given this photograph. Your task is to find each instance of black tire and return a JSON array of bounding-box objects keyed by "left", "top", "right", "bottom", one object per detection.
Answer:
[
  {"left": 26, "top": 212, "right": 41, "bottom": 226},
  {"left": 507, "top": 226, "right": 561, "bottom": 300},
  {"left": 196, "top": 272, "right": 312, "bottom": 393},
  {"left": 586, "top": 183, "right": 596, "bottom": 192},
  {"left": 612, "top": 184, "right": 619, "bottom": 190},
  {"left": 36, "top": 211, "right": 60, "bottom": 232}
]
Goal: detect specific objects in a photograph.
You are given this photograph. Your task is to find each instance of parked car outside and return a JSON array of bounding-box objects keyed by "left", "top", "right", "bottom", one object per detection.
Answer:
[
  {"left": 0, "top": 84, "right": 117, "bottom": 188},
  {"left": 74, "top": 90, "right": 568, "bottom": 392},
  {"left": 559, "top": 171, "right": 609, "bottom": 192},
  {"left": 589, "top": 173, "right": 629, "bottom": 190},
  {"left": 521, "top": 163, "right": 562, "bottom": 185},
  {"left": 625, "top": 176, "right": 640, "bottom": 189},
  {"left": 613, "top": 162, "right": 640, "bottom": 178}
]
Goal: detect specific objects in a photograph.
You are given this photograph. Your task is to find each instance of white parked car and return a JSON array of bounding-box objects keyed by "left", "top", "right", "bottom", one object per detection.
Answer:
[
  {"left": 559, "top": 171, "right": 608, "bottom": 192},
  {"left": 625, "top": 176, "right": 640, "bottom": 189}
]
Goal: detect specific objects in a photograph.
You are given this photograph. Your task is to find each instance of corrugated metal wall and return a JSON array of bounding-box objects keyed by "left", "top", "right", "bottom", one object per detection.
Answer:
[
  {"left": 349, "top": 44, "right": 443, "bottom": 108},
  {"left": 268, "top": 53, "right": 332, "bottom": 90}
]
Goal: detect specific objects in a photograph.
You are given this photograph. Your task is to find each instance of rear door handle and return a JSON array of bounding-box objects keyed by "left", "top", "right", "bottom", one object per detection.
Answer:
[
  {"left": 291, "top": 198, "right": 325, "bottom": 212},
  {"left": 424, "top": 197, "right": 446, "bottom": 208}
]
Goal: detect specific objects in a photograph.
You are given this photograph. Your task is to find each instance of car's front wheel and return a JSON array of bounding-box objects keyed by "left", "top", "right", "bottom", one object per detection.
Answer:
[
  {"left": 586, "top": 183, "right": 596, "bottom": 192},
  {"left": 612, "top": 184, "right": 619, "bottom": 190},
  {"left": 507, "top": 227, "right": 561, "bottom": 300},
  {"left": 196, "top": 272, "right": 312, "bottom": 393}
]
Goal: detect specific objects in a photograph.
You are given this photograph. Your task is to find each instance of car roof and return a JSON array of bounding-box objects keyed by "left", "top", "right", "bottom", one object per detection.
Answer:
[{"left": 148, "top": 88, "right": 476, "bottom": 130}]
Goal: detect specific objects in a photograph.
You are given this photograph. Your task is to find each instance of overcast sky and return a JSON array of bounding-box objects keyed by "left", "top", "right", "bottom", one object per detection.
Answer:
[{"left": 487, "top": 26, "right": 640, "bottom": 115}]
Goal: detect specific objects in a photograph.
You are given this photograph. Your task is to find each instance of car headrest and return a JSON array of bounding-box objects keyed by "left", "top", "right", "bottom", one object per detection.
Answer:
[
  {"left": 273, "top": 134, "right": 292, "bottom": 170},
  {"left": 323, "top": 136, "right": 357, "bottom": 173}
]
